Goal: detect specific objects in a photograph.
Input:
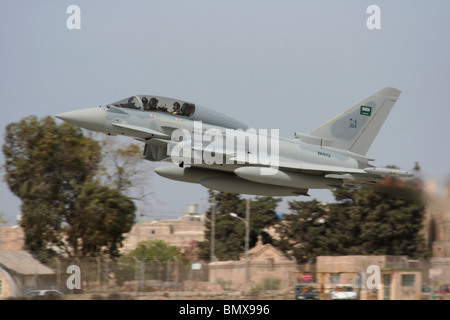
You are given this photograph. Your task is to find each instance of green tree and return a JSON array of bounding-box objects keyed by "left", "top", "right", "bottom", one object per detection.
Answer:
[
  {"left": 199, "top": 191, "right": 244, "bottom": 261},
  {"left": 198, "top": 191, "right": 280, "bottom": 261},
  {"left": 275, "top": 199, "right": 330, "bottom": 263},
  {"left": 116, "top": 240, "right": 186, "bottom": 286},
  {"left": 2, "top": 116, "right": 135, "bottom": 260},
  {"left": 276, "top": 183, "right": 428, "bottom": 263},
  {"left": 68, "top": 180, "right": 136, "bottom": 259},
  {"left": 125, "top": 239, "right": 183, "bottom": 261},
  {"left": 332, "top": 186, "right": 426, "bottom": 257}
]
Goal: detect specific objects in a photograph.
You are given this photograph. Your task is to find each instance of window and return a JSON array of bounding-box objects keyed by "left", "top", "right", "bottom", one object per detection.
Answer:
[
  {"left": 110, "top": 95, "right": 196, "bottom": 117},
  {"left": 111, "top": 96, "right": 142, "bottom": 110},
  {"left": 140, "top": 96, "right": 196, "bottom": 116},
  {"left": 329, "top": 273, "right": 340, "bottom": 285},
  {"left": 401, "top": 274, "right": 415, "bottom": 287}
]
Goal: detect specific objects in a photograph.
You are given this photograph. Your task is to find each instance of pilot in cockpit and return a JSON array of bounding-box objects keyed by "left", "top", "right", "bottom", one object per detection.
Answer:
[
  {"left": 172, "top": 102, "right": 181, "bottom": 115},
  {"left": 141, "top": 97, "right": 149, "bottom": 110},
  {"left": 149, "top": 98, "right": 159, "bottom": 110}
]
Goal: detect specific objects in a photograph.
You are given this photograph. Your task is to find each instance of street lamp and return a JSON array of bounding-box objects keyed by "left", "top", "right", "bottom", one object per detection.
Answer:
[
  {"left": 203, "top": 201, "right": 216, "bottom": 262},
  {"left": 229, "top": 198, "right": 250, "bottom": 285}
]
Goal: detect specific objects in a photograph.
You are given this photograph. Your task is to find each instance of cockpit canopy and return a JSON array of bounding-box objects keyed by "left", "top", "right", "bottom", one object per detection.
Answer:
[{"left": 109, "top": 95, "right": 196, "bottom": 117}]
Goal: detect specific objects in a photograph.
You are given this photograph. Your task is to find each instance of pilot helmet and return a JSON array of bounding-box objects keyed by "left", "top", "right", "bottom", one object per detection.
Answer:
[{"left": 141, "top": 97, "right": 148, "bottom": 105}]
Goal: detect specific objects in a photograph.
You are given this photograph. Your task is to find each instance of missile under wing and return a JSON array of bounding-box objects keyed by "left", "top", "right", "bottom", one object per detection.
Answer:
[{"left": 55, "top": 87, "right": 412, "bottom": 196}]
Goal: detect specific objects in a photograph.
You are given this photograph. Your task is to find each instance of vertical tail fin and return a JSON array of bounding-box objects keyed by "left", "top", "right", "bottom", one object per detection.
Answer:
[{"left": 309, "top": 87, "right": 401, "bottom": 155}]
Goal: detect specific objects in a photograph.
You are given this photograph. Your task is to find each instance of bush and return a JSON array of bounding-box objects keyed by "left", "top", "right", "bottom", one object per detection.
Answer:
[{"left": 260, "top": 277, "right": 281, "bottom": 290}]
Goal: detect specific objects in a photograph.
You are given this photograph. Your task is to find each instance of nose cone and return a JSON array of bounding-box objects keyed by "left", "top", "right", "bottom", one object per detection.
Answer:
[{"left": 55, "top": 107, "right": 106, "bottom": 132}]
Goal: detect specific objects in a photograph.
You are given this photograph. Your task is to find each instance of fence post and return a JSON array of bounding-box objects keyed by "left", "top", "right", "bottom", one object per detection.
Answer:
[
  {"left": 104, "top": 258, "right": 110, "bottom": 294},
  {"left": 153, "top": 258, "right": 162, "bottom": 289},
  {"left": 54, "top": 258, "right": 61, "bottom": 292},
  {"left": 133, "top": 257, "right": 140, "bottom": 295},
  {"left": 140, "top": 259, "right": 146, "bottom": 289},
  {"left": 96, "top": 257, "right": 101, "bottom": 293},
  {"left": 167, "top": 256, "right": 179, "bottom": 293}
]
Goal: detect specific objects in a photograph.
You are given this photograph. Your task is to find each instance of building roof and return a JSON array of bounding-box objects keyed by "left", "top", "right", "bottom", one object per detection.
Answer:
[
  {"left": 0, "top": 250, "right": 54, "bottom": 275},
  {"left": 245, "top": 235, "right": 293, "bottom": 263}
]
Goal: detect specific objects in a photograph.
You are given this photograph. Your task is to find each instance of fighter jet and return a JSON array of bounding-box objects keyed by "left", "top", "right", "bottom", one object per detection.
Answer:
[{"left": 55, "top": 87, "right": 412, "bottom": 197}]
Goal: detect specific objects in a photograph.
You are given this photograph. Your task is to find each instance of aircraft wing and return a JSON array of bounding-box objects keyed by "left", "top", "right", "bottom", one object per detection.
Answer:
[
  {"left": 228, "top": 155, "right": 411, "bottom": 185},
  {"left": 300, "top": 164, "right": 383, "bottom": 183},
  {"left": 229, "top": 155, "right": 366, "bottom": 174},
  {"left": 297, "top": 163, "right": 412, "bottom": 179},
  {"left": 141, "top": 134, "right": 412, "bottom": 185}
]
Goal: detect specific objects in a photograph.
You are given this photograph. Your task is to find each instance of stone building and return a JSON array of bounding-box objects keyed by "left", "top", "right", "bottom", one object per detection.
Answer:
[
  {"left": 0, "top": 250, "right": 57, "bottom": 297},
  {"left": 317, "top": 255, "right": 423, "bottom": 300},
  {"left": 423, "top": 182, "right": 450, "bottom": 288},
  {"left": 121, "top": 218, "right": 205, "bottom": 253},
  {"left": 0, "top": 225, "right": 24, "bottom": 251},
  {"left": 209, "top": 236, "right": 296, "bottom": 290}
]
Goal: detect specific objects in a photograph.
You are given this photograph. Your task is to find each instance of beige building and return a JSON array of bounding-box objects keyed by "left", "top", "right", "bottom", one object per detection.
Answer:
[
  {"left": 0, "top": 225, "right": 24, "bottom": 251},
  {"left": 317, "top": 255, "right": 423, "bottom": 300},
  {"left": 423, "top": 183, "right": 450, "bottom": 288},
  {"left": 209, "top": 236, "right": 296, "bottom": 290},
  {"left": 0, "top": 250, "right": 56, "bottom": 297},
  {"left": 121, "top": 216, "right": 206, "bottom": 253}
]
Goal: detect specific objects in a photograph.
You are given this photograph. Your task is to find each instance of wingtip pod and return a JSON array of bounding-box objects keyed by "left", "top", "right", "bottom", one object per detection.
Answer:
[{"left": 363, "top": 167, "right": 414, "bottom": 177}]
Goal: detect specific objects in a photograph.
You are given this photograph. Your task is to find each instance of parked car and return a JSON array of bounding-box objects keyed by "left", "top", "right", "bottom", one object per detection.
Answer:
[
  {"left": 330, "top": 284, "right": 358, "bottom": 300},
  {"left": 435, "top": 284, "right": 450, "bottom": 294},
  {"left": 26, "top": 290, "right": 63, "bottom": 298},
  {"left": 295, "top": 284, "right": 320, "bottom": 300},
  {"left": 421, "top": 285, "right": 433, "bottom": 300}
]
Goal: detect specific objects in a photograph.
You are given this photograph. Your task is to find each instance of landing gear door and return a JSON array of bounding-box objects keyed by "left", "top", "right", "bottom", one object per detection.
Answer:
[{"left": 144, "top": 139, "right": 170, "bottom": 161}]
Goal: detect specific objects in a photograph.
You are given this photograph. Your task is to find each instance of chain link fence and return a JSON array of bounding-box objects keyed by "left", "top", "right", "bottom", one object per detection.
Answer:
[{"left": 4, "top": 257, "right": 450, "bottom": 300}]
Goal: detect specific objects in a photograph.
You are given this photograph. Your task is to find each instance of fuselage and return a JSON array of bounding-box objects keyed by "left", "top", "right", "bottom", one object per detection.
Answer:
[
  {"left": 55, "top": 91, "right": 411, "bottom": 196},
  {"left": 98, "top": 96, "right": 364, "bottom": 190}
]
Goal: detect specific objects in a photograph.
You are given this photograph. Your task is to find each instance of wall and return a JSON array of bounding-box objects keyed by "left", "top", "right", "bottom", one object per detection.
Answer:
[
  {"left": 121, "top": 219, "right": 205, "bottom": 252},
  {"left": 0, "top": 226, "right": 24, "bottom": 251}
]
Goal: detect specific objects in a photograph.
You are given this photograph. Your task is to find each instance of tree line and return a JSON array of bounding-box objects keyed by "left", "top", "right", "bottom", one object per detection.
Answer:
[{"left": 198, "top": 181, "right": 428, "bottom": 263}]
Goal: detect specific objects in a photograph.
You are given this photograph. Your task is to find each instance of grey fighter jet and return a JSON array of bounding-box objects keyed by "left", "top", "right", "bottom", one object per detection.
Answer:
[{"left": 55, "top": 87, "right": 412, "bottom": 196}]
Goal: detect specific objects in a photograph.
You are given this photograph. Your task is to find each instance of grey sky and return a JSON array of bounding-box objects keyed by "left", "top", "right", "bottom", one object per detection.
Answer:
[{"left": 1, "top": 1, "right": 449, "bottom": 224}]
